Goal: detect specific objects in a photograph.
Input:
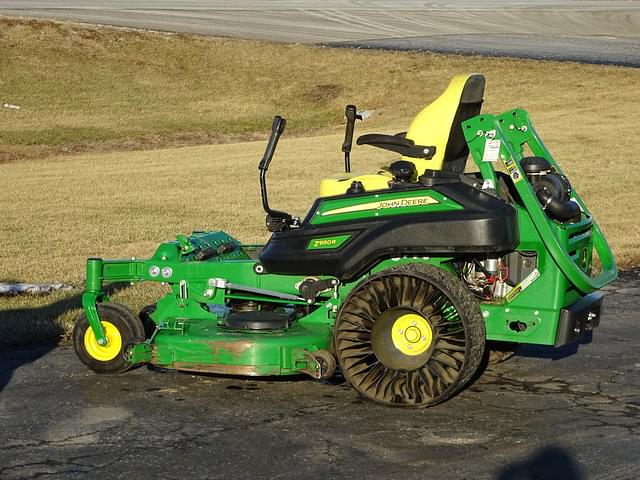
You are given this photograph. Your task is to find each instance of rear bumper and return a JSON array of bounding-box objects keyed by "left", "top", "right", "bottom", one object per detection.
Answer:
[{"left": 554, "top": 292, "right": 603, "bottom": 347}]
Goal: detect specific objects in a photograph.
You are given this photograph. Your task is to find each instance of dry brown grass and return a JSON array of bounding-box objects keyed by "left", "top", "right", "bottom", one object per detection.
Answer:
[
  {"left": 0, "top": 17, "right": 638, "bottom": 348},
  {"left": 1, "top": 17, "right": 638, "bottom": 161}
]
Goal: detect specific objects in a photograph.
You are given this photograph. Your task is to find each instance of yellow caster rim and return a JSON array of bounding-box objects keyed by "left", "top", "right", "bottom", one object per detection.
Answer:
[
  {"left": 83, "top": 321, "right": 122, "bottom": 362},
  {"left": 391, "top": 313, "right": 433, "bottom": 356}
]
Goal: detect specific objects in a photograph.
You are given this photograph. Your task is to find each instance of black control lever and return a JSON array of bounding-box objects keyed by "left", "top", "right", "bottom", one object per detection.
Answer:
[
  {"left": 259, "top": 116, "right": 286, "bottom": 171},
  {"left": 259, "top": 116, "right": 292, "bottom": 231},
  {"left": 342, "top": 105, "right": 363, "bottom": 173}
]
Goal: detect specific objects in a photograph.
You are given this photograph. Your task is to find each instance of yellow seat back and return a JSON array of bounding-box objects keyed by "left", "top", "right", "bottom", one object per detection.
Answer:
[{"left": 403, "top": 74, "right": 485, "bottom": 173}]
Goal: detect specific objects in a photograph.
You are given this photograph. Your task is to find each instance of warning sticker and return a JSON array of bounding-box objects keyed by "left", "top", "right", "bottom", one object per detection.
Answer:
[
  {"left": 505, "top": 269, "right": 540, "bottom": 303},
  {"left": 503, "top": 158, "right": 523, "bottom": 183},
  {"left": 482, "top": 138, "right": 501, "bottom": 162}
]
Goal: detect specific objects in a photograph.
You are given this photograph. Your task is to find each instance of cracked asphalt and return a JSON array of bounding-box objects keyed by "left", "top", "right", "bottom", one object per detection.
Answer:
[{"left": 1, "top": 270, "right": 639, "bottom": 479}]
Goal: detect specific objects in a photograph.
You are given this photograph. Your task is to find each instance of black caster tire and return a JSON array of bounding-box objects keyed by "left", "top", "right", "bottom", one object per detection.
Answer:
[
  {"left": 335, "top": 264, "right": 485, "bottom": 407},
  {"left": 73, "top": 303, "right": 145, "bottom": 374}
]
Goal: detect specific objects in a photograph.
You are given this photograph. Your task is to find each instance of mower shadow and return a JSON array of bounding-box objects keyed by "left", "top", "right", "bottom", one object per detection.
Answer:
[
  {"left": 470, "top": 334, "right": 592, "bottom": 389},
  {"left": 511, "top": 331, "right": 593, "bottom": 361},
  {"left": 0, "top": 344, "right": 59, "bottom": 396},
  {"left": 0, "top": 282, "right": 130, "bottom": 395},
  {"left": 497, "top": 445, "right": 584, "bottom": 480}
]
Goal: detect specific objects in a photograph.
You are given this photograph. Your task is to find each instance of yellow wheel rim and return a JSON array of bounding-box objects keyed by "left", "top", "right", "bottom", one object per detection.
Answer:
[
  {"left": 391, "top": 313, "right": 433, "bottom": 356},
  {"left": 83, "top": 321, "right": 122, "bottom": 362}
]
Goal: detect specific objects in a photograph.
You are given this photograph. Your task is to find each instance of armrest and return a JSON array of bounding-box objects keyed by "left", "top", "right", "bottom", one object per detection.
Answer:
[{"left": 356, "top": 133, "right": 436, "bottom": 159}]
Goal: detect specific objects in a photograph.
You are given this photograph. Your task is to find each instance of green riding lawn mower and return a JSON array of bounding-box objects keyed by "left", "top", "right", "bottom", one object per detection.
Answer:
[{"left": 74, "top": 74, "right": 618, "bottom": 407}]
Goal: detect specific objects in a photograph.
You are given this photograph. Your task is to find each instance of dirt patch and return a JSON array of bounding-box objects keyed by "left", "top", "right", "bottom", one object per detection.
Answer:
[{"left": 306, "top": 84, "right": 344, "bottom": 105}]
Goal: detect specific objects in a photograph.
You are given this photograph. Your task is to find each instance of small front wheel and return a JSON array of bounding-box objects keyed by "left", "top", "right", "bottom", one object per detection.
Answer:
[{"left": 73, "top": 303, "right": 144, "bottom": 374}]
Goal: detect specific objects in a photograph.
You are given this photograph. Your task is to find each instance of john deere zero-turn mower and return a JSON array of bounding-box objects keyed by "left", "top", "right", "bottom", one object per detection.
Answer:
[{"left": 74, "top": 74, "right": 617, "bottom": 406}]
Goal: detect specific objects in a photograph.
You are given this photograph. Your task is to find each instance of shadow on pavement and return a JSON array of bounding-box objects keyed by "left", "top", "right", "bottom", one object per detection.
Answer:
[
  {"left": 497, "top": 445, "right": 583, "bottom": 480},
  {"left": 0, "top": 344, "right": 59, "bottom": 395},
  {"left": 514, "top": 331, "right": 593, "bottom": 361},
  {"left": 0, "top": 282, "right": 130, "bottom": 395}
]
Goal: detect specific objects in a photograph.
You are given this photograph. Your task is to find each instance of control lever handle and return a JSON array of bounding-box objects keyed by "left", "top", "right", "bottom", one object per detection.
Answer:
[
  {"left": 258, "top": 115, "right": 292, "bottom": 227},
  {"left": 342, "top": 105, "right": 357, "bottom": 154},
  {"left": 342, "top": 105, "right": 359, "bottom": 173},
  {"left": 259, "top": 116, "right": 286, "bottom": 171}
]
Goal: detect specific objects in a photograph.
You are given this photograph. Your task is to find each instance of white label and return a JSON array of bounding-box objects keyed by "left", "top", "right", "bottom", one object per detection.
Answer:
[
  {"left": 481, "top": 179, "right": 494, "bottom": 190},
  {"left": 505, "top": 269, "right": 540, "bottom": 303},
  {"left": 482, "top": 138, "right": 501, "bottom": 162},
  {"left": 520, "top": 268, "right": 540, "bottom": 289}
]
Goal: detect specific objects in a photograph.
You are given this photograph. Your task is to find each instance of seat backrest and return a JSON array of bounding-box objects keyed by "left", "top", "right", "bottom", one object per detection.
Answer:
[{"left": 402, "top": 74, "right": 485, "bottom": 174}]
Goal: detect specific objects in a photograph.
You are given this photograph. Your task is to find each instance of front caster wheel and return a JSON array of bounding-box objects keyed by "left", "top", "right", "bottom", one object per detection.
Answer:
[
  {"left": 73, "top": 303, "right": 145, "bottom": 374},
  {"left": 335, "top": 264, "right": 485, "bottom": 407}
]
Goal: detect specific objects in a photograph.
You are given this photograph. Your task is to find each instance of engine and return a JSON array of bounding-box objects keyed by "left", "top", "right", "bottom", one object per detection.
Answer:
[{"left": 461, "top": 251, "right": 538, "bottom": 301}]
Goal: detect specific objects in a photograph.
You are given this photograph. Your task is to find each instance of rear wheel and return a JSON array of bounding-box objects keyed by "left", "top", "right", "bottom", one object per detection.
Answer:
[
  {"left": 335, "top": 264, "right": 485, "bottom": 407},
  {"left": 73, "top": 303, "right": 144, "bottom": 374}
]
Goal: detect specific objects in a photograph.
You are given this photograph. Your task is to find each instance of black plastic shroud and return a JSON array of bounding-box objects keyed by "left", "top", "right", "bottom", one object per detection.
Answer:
[{"left": 259, "top": 180, "right": 519, "bottom": 281}]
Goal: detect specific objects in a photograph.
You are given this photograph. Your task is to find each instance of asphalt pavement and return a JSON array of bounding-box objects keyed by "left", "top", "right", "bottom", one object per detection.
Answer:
[
  {"left": 1, "top": 270, "right": 639, "bottom": 479},
  {"left": 0, "top": 1, "right": 639, "bottom": 65}
]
